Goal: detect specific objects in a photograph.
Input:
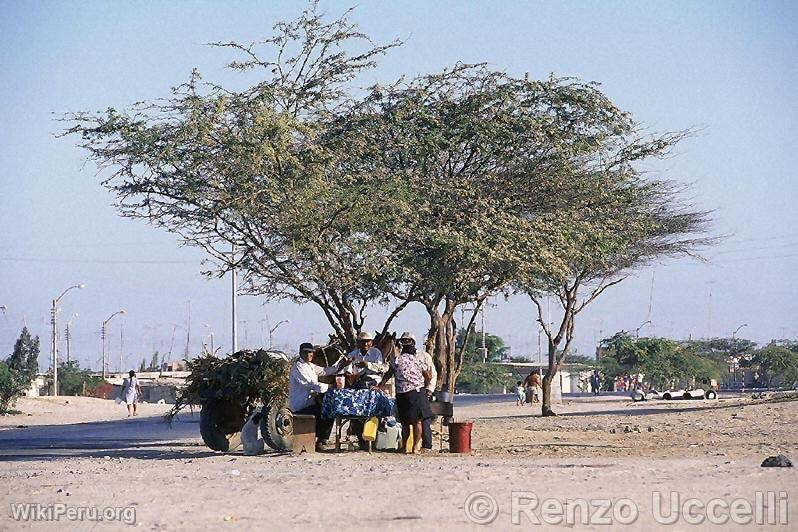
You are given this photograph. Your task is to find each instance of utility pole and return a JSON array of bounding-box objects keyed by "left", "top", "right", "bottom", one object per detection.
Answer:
[
  {"left": 184, "top": 299, "right": 191, "bottom": 357},
  {"left": 232, "top": 244, "right": 238, "bottom": 354},
  {"left": 51, "top": 284, "right": 84, "bottom": 395},
  {"left": 120, "top": 322, "right": 124, "bottom": 373},
  {"left": 101, "top": 310, "right": 125, "bottom": 380},
  {"left": 65, "top": 313, "right": 78, "bottom": 363}
]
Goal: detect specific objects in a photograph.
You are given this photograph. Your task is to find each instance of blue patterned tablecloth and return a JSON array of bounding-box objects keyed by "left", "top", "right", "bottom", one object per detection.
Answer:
[{"left": 321, "top": 388, "right": 395, "bottom": 418}]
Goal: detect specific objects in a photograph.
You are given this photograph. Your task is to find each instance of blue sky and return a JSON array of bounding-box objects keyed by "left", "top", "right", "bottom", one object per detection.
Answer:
[{"left": 1, "top": 1, "right": 797, "bottom": 371}]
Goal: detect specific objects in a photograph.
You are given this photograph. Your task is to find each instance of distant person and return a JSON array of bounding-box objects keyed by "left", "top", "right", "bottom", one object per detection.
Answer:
[
  {"left": 123, "top": 370, "right": 143, "bottom": 417},
  {"left": 591, "top": 370, "right": 601, "bottom": 396},
  {"left": 515, "top": 381, "right": 525, "bottom": 406}
]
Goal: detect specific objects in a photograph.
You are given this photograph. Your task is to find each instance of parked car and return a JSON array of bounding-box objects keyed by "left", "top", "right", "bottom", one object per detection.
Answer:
[{"left": 631, "top": 388, "right": 717, "bottom": 402}]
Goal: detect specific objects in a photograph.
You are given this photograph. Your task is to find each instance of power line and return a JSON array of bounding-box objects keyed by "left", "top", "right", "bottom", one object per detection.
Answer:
[{"left": 0, "top": 257, "right": 197, "bottom": 264}]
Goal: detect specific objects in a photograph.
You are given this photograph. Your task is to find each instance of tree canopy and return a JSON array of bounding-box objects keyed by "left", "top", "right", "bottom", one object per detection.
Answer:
[{"left": 64, "top": 3, "right": 713, "bottom": 397}]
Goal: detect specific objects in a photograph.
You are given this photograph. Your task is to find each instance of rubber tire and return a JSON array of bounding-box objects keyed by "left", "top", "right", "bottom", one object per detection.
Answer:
[
  {"left": 200, "top": 398, "right": 244, "bottom": 452},
  {"left": 631, "top": 391, "right": 645, "bottom": 402},
  {"left": 683, "top": 392, "right": 693, "bottom": 400},
  {"left": 705, "top": 390, "right": 717, "bottom": 400},
  {"left": 662, "top": 392, "right": 672, "bottom": 400},
  {"left": 260, "top": 399, "right": 294, "bottom": 451}
]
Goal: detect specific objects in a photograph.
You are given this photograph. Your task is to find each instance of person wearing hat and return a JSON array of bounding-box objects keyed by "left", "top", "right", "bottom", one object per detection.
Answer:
[
  {"left": 343, "top": 330, "right": 388, "bottom": 449},
  {"left": 344, "top": 331, "right": 388, "bottom": 389},
  {"left": 289, "top": 342, "right": 349, "bottom": 451},
  {"left": 399, "top": 331, "right": 437, "bottom": 451}
]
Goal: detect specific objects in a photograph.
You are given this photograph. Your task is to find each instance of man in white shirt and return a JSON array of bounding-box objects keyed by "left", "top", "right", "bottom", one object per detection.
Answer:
[
  {"left": 399, "top": 331, "right": 437, "bottom": 450},
  {"left": 289, "top": 342, "right": 348, "bottom": 451},
  {"left": 344, "top": 331, "right": 388, "bottom": 388}
]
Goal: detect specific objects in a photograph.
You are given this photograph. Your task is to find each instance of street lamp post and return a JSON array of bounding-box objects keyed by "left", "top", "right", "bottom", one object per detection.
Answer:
[
  {"left": 204, "top": 324, "right": 215, "bottom": 354},
  {"left": 268, "top": 320, "right": 289, "bottom": 349},
  {"left": 51, "top": 284, "right": 84, "bottom": 395},
  {"left": 732, "top": 323, "right": 748, "bottom": 386},
  {"left": 101, "top": 310, "right": 126, "bottom": 379},
  {"left": 634, "top": 320, "right": 652, "bottom": 338},
  {"left": 65, "top": 313, "right": 79, "bottom": 363}
]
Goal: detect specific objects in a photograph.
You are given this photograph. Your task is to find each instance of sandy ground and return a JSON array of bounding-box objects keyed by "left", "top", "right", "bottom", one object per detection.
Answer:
[{"left": 1, "top": 395, "right": 796, "bottom": 531}]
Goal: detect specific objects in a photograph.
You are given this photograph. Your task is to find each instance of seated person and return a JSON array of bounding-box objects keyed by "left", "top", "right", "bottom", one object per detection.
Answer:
[
  {"left": 289, "top": 342, "right": 349, "bottom": 451},
  {"left": 341, "top": 331, "right": 388, "bottom": 449},
  {"left": 343, "top": 331, "right": 388, "bottom": 388}
]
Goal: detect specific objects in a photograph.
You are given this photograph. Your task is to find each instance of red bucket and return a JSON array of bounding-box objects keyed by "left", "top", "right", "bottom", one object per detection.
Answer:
[{"left": 449, "top": 421, "right": 473, "bottom": 453}]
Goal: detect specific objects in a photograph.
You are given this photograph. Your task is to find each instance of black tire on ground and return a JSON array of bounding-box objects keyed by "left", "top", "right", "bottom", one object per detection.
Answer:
[
  {"left": 631, "top": 391, "right": 645, "bottom": 402},
  {"left": 683, "top": 392, "right": 693, "bottom": 400},
  {"left": 705, "top": 390, "right": 717, "bottom": 400},
  {"left": 260, "top": 399, "right": 294, "bottom": 451},
  {"left": 662, "top": 392, "right": 672, "bottom": 400},
  {"left": 200, "top": 398, "right": 245, "bottom": 452}
]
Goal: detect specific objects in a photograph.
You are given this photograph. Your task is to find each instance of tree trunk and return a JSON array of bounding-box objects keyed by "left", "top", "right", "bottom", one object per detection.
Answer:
[
  {"left": 425, "top": 303, "right": 458, "bottom": 394},
  {"left": 541, "top": 341, "right": 559, "bottom": 417}
]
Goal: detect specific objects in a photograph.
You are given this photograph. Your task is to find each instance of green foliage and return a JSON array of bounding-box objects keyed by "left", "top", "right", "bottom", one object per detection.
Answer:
[
  {"left": 0, "top": 362, "right": 14, "bottom": 414},
  {"left": 166, "top": 350, "right": 290, "bottom": 422},
  {"left": 599, "top": 332, "right": 724, "bottom": 388},
  {"left": 456, "top": 329, "right": 508, "bottom": 363},
  {"left": 748, "top": 345, "right": 798, "bottom": 388},
  {"left": 564, "top": 354, "right": 597, "bottom": 366},
  {"left": 64, "top": 3, "right": 713, "bottom": 400},
  {"left": 55, "top": 361, "right": 105, "bottom": 396},
  {"left": 457, "top": 362, "right": 513, "bottom": 394},
  {"left": 0, "top": 328, "right": 40, "bottom": 414}
]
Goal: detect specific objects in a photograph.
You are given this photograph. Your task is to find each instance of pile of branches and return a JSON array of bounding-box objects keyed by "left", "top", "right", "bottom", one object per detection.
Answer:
[{"left": 165, "top": 350, "right": 291, "bottom": 423}]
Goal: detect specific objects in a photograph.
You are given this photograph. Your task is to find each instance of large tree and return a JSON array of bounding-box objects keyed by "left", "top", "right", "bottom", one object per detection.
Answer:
[
  {"left": 510, "top": 87, "right": 715, "bottom": 415},
  {"left": 64, "top": 4, "right": 406, "bottom": 349},
  {"left": 327, "top": 67, "right": 587, "bottom": 391}
]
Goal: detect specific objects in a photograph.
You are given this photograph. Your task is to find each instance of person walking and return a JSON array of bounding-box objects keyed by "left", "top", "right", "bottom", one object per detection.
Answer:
[{"left": 123, "top": 370, "right": 143, "bottom": 417}]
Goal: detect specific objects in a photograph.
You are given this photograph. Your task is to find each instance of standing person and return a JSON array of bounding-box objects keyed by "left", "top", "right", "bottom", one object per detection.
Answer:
[
  {"left": 399, "top": 331, "right": 436, "bottom": 451},
  {"left": 343, "top": 331, "right": 388, "bottom": 449},
  {"left": 375, "top": 339, "right": 432, "bottom": 454},
  {"left": 123, "top": 370, "right": 143, "bottom": 417},
  {"left": 530, "top": 370, "right": 542, "bottom": 403},
  {"left": 591, "top": 370, "right": 601, "bottom": 396},
  {"left": 515, "top": 381, "right": 525, "bottom": 406},
  {"left": 522, "top": 370, "right": 536, "bottom": 405},
  {"left": 289, "top": 342, "right": 348, "bottom": 452}
]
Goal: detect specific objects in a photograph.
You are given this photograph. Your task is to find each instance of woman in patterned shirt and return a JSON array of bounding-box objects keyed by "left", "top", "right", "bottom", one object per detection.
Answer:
[{"left": 375, "top": 340, "right": 432, "bottom": 453}]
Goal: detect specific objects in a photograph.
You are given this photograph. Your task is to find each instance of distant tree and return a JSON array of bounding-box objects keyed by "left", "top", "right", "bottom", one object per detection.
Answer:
[
  {"left": 565, "top": 354, "right": 597, "bottom": 367},
  {"left": 600, "top": 334, "right": 724, "bottom": 389},
  {"left": 148, "top": 352, "right": 160, "bottom": 372},
  {"left": 457, "top": 362, "right": 513, "bottom": 394},
  {"left": 456, "top": 329, "right": 508, "bottom": 363},
  {"left": 0, "top": 328, "right": 40, "bottom": 413},
  {"left": 139, "top": 358, "right": 147, "bottom": 373},
  {"left": 57, "top": 361, "right": 105, "bottom": 396},
  {"left": 747, "top": 345, "right": 798, "bottom": 388}
]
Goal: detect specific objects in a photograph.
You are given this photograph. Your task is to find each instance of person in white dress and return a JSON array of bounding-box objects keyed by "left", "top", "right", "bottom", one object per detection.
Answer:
[{"left": 123, "top": 370, "right": 143, "bottom": 417}]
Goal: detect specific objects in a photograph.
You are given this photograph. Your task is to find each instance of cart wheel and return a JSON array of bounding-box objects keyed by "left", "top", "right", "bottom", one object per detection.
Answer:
[
  {"left": 662, "top": 392, "right": 672, "bottom": 400},
  {"left": 200, "top": 398, "right": 245, "bottom": 452},
  {"left": 260, "top": 399, "right": 293, "bottom": 451},
  {"left": 705, "top": 390, "right": 717, "bottom": 400}
]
